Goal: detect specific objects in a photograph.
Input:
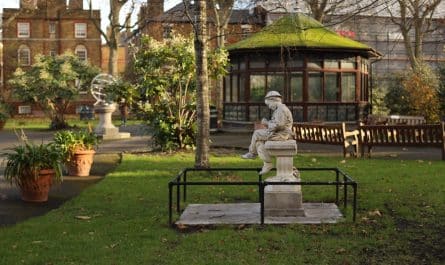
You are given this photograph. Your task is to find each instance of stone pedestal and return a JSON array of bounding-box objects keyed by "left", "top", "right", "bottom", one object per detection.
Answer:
[
  {"left": 264, "top": 140, "right": 305, "bottom": 217},
  {"left": 94, "top": 103, "right": 130, "bottom": 140}
]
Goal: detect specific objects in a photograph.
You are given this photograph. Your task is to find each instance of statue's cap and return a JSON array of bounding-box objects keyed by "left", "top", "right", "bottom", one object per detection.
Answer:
[{"left": 265, "top": 91, "right": 282, "bottom": 99}]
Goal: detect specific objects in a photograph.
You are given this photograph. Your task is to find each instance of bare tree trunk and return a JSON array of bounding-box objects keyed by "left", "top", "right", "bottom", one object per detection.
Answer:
[
  {"left": 108, "top": 40, "right": 119, "bottom": 76},
  {"left": 390, "top": 0, "right": 442, "bottom": 71},
  {"left": 211, "top": 0, "right": 234, "bottom": 128},
  {"left": 108, "top": 0, "right": 124, "bottom": 77},
  {"left": 194, "top": 0, "right": 210, "bottom": 168}
]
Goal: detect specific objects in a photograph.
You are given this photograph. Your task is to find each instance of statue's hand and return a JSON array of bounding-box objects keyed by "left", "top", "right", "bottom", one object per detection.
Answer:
[{"left": 261, "top": 118, "right": 268, "bottom": 125}]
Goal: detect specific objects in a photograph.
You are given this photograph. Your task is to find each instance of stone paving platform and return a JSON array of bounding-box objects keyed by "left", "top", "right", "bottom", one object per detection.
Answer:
[{"left": 175, "top": 202, "right": 343, "bottom": 225}]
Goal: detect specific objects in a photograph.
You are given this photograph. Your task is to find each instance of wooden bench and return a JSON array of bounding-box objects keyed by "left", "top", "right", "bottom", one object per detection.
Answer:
[
  {"left": 358, "top": 123, "right": 445, "bottom": 160},
  {"left": 366, "top": 114, "right": 426, "bottom": 125},
  {"left": 293, "top": 122, "right": 359, "bottom": 157}
]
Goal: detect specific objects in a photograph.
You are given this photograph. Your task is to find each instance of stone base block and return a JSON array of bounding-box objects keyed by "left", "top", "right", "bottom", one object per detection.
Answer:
[
  {"left": 264, "top": 185, "right": 305, "bottom": 217},
  {"left": 100, "top": 132, "right": 131, "bottom": 140},
  {"left": 95, "top": 127, "right": 119, "bottom": 136}
]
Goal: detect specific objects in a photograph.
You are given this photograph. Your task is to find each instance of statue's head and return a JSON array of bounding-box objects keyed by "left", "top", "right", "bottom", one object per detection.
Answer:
[{"left": 264, "top": 91, "right": 282, "bottom": 109}]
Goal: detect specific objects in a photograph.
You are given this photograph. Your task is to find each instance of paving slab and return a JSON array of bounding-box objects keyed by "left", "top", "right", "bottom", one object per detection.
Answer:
[{"left": 176, "top": 202, "right": 343, "bottom": 225}]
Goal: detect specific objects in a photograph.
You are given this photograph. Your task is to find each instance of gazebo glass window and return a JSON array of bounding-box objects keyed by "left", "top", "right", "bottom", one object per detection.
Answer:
[
  {"left": 250, "top": 55, "right": 265, "bottom": 68},
  {"left": 290, "top": 73, "right": 303, "bottom": 101},
  {"left": 341, "top": 73, "right": 356, "bottom": 101},
  {"left": 267, "top": 74, "right": 284, "bottom": 95},
  {"left": 231, "top": 75, "right": 238, "bottom": 102},
  {"left": 250, "top": 74, "right": 266, "bottom": 102},
  {"left": 325, "top": 72, "right": 338, "bottom": 102},
  {"left": 308, "top": 72, "right": 322, "bottom": 102}
]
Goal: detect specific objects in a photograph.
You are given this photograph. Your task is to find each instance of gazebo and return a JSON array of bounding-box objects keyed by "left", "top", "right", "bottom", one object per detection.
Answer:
[{"left": 223, "top": 13, "right": 381, "bottom": 126}]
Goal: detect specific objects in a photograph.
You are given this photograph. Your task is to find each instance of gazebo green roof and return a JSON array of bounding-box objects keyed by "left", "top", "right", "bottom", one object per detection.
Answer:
[{"left": 228, "top": 13, "right": 381, "bottom": 58}]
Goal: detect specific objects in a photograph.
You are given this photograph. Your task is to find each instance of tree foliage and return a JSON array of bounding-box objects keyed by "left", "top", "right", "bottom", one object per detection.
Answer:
[
  {"left": 8, "top": 52, "right": 100, "bottom": 129},
  {"left": 384, "top": 73, "right": 411, "bottom": 115},
  {"left": 385, "top": 65, "right": 440, "bottom": 122},
  {"left": 402, "top": 65, "right": 440, "bottom": 122},
  {"left": 132, "top": 34, "right": 227, "bottom": 151},
  {"left": 438, "top": 63, "right": 445, "bottom": 118}
]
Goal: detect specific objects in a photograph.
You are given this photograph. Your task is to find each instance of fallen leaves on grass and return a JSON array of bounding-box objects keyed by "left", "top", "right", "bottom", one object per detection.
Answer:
[
  {"left": 336, "top": 248, "right": 346, "bottom": 254},
  {"left": 75, "top": 215, "right": 91, "bottom": 220}
]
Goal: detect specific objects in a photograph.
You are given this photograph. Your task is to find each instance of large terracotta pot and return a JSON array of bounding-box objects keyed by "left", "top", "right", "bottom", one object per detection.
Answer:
[
  {"left": 20, "top": 169, "right": 54, "bottom": 202},
  {"left": 67, "top": 149, "right": 96, "bottom": 177}
]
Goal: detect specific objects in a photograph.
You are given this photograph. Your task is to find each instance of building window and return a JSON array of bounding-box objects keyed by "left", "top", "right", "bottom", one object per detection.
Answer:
[
  {"left": 75, "top": 45, "right": 87, "bottom": 61},
  {"left": 17, "top": 22, "right": 30, "bottom": 38},
  {"left": 75, "top": 23, "right": 87, "bottom": 38},
  {"left": 49, "top": 22, "right": 56, "bottom": 38},
  {"left": 250, "top": 75, "right": 266, "bottom": 102},
  {"left": 341, "top": 73, "right": 356, "bottom": 101},
  {"left": 163, "top": 24, "right": 172, "bottom": 39},
  {"left": 50, "top": 49, "right": 57, "bottom": 57},
  {"left": 241, "top": 25, "right": 252, "bottom": 39},
  {"left": 18, "top": 45, "right": 31, "bottom": 66}
]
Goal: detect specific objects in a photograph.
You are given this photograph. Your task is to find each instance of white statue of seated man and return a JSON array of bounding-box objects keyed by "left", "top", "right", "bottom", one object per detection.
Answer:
[{"left": 241, "top": 91, "right": 294, "bottom": 175}]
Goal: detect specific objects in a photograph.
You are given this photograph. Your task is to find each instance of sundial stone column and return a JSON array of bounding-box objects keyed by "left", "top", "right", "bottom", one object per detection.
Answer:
[
  {"left": 94, "top": 103, "right": 130, "bottom": 139},
  {"left": 264, "top": 140, "right": 305, "bottom": 217}
]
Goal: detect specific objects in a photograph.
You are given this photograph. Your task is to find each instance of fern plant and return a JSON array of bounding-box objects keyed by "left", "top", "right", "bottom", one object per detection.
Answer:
[
  {"left": 53, "top": 129, "right": 99, "bottom": 161},
  {"left": 3, "top": 142, "right": 63, "bottom": 188}
]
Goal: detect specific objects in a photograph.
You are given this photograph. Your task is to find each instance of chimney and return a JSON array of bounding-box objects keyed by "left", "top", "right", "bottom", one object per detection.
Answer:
[
  {"left": 21, "top": 0, "right": 38, "bottom": 9},
  {"left": 146, "top": 0, "right": 164, "bottom": 18},
  {"left": 36, "top": 0, "right": 67, "bottom": 9},
  {"left": 68, "top": 0, "right": 83, "bottom": 9}
]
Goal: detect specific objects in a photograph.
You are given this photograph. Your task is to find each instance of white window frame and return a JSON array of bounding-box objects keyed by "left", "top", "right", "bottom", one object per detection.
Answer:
[
  {"left": 74, "top": 23, "right": 87, "bottom": 38},
  {"left": 17, "top": 22, "right": 30, "bottom": 38},
  {"left": 75, "top": 45, "right": 87, "bottom": 61},
  {"left": 162, "top": 23, "right": 173, "bottom": 39},
  {"left": 18, "top": 45, "right": 31, "bottom": 66},
  {"left": 49, "top": 22, "right": 56, "bottom": 34},
  {"left": 241, "top": 24, "right": 252, "bottom": 39},
  {"left": 18, "top": 105, "right": 32, "bottom": 115}
]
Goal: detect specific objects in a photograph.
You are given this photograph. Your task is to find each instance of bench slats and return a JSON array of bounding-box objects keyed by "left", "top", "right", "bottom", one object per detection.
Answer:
[{"left": 359, "top": 123, "right": 445, "bottom": 160}]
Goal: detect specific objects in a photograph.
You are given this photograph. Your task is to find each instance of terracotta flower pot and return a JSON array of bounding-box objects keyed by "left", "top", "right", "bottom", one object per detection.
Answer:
[
  {"left": 67, "top": 149, "right": 96, "bottom": 177},
  {"left": 20, "top": 169, "right": 54, "bottom": 202}
]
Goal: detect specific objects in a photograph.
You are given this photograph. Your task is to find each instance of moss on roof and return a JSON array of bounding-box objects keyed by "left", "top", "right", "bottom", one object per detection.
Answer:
[{"left": 228, "top": 13, "right": 379, "bottom": 56}]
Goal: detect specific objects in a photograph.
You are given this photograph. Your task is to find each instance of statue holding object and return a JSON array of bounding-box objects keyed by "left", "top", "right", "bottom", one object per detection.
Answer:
[{"left": 241, "top": 91, "right": 294, "bottom": 175}]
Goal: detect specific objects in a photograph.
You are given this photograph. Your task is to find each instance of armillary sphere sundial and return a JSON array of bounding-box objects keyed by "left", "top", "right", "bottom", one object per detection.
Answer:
[
  {"left": 90, "top": 73, "right": 116, "bottom": 105},
  {"left": 90, "top": 73, "right": 130, "bottom": 140}
]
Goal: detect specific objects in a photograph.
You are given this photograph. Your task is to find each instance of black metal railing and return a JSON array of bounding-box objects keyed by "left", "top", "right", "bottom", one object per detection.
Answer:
[{"left": 168, "top": 167, "right": 357, "bottom": 226}]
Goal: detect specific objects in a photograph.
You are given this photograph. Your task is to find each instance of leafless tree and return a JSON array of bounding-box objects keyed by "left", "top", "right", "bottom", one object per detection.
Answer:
[
  {"left": 209, "top": 0, "right": 235, "bottom": 128},
  {"left": 302, "top": 0, "right": 382, "bottom": 23},
  {"left": 86, "top": 0, "right": 147, "bottom": 77},
  {"left": 184, "top": 0, "right": 211, "bottom": 168},
  {"left": 387, "top": 0, "right": 443, "bottom": 70}
]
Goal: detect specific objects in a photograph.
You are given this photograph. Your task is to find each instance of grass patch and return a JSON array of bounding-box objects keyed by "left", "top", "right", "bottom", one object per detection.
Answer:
[
  {"left": 0, "top": 153, "right": 444, "bottom": 264},
  {"left": 4, "top": 116, "right": 143, "bottom": 130}
]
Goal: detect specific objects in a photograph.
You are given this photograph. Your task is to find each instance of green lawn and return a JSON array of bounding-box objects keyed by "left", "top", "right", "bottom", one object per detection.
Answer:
[
  {"left": 0, "top": 153, "right": 444, "bottom": 264},
  {"left": 4, "top": 116, "right": 143, "bottom": 130}
]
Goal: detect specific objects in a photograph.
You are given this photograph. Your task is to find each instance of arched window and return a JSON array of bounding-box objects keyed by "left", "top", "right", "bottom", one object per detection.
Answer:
[
  {"left": 17, "top": 45, "right": 31, "bottom": 66},
  {"left": 75, "top": 45, "right": 87, "bottom": 61}
]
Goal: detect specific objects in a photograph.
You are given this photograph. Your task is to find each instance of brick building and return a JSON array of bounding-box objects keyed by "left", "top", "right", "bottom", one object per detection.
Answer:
[
  {"left": 1, "top": 0, "right": 101, "bottom": 115},
  {"left": 138, "top": 0, "right": 267, "bottom": 49}
]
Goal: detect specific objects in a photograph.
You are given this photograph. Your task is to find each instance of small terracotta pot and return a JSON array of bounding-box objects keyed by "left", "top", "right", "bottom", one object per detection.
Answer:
[
  {"left": 67, "top": 149, "right": 96, "bottom": 177},
  {"left": 20, "top": 169, "right": 54, "bottom": 202}
]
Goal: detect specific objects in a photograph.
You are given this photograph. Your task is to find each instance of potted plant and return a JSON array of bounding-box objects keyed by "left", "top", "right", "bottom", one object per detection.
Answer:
[
  {"left": 3, "top": 142, "right": 63, "bottom": 202},
  {"left": 0, "top": 100, "right": 11, "bottom": 130},
  {"left": 0, "top": 112, "right": 8, "bottom": 130},
  {"left": 54, "top": 129, "right": 99, "bottom": 177}
]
